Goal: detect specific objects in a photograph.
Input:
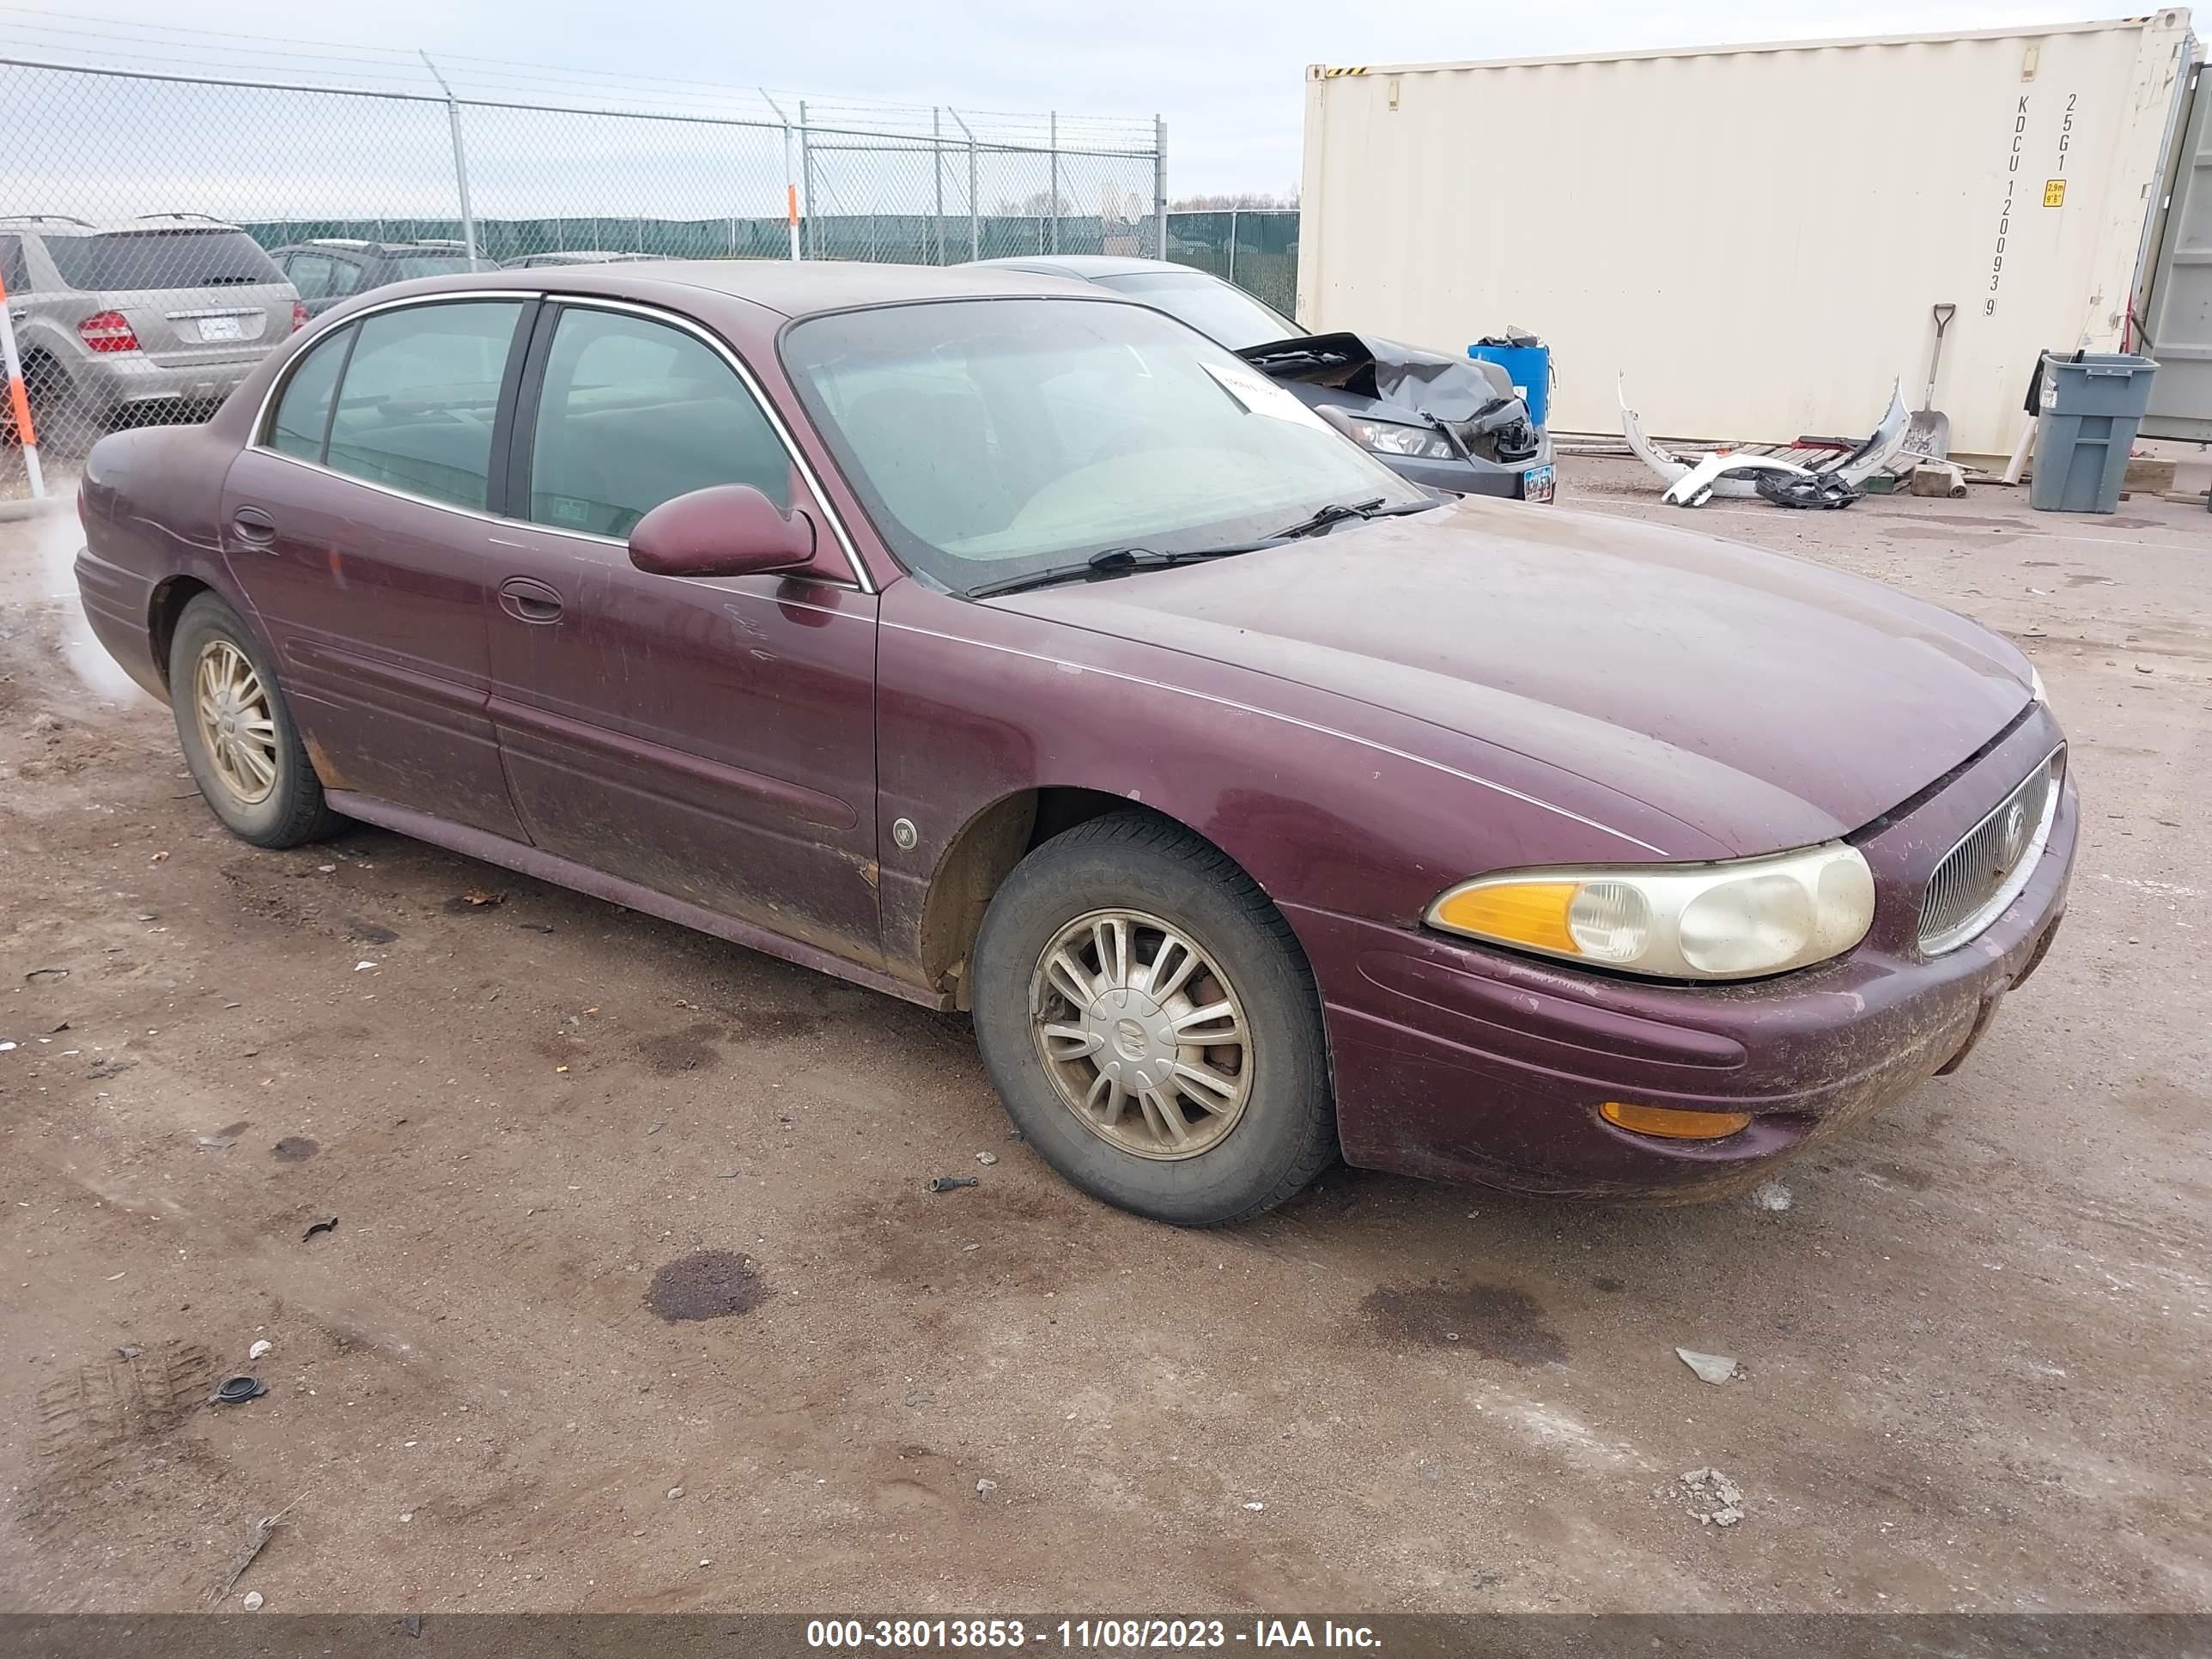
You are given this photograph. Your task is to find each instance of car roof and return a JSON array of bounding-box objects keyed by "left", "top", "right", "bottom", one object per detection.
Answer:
[
  {"left": 367, "top": 258, "right": 1111, "bottom": 319},
  {"left": 0, "top": 214, "right": 246, "bottom": 237},
  {"left": 275, "top": 239, "right": 468, "bottom": 254},
  {"left": 965, "top": 254, "right": 1194, "bottom": 280}
]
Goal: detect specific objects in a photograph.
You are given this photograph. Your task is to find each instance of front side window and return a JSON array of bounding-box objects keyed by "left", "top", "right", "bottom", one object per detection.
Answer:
[
  {"left": 525, "top": 307, "right": 791, "bottom": 538},
  {"left": 268, "top": 324, "right": 353, "bottom": 459},
  {"left": 0, "top": 237, "right": 27, "bottom": 295},
  {"left": 325, "top": 300, "right": 525, "bottom": 509},
  {"left": 781, "top": 297, "right": 1418, "bottom": 595}
]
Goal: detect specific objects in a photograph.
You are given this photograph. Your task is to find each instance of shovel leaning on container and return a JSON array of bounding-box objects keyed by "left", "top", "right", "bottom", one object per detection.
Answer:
[{"left": 1904, "top": 302, "right": 1956, "bottom": 460}]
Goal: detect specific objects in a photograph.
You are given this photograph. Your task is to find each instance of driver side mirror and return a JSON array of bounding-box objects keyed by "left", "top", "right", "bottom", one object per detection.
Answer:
[{"left": 628, "top": 484, "right": 816, "bottom": 580}]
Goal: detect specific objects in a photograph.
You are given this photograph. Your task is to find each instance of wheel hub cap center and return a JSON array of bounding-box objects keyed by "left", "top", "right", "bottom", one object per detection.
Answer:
[{"left": 1084, "top": 988, "right": 1177, "bottom": 1091}]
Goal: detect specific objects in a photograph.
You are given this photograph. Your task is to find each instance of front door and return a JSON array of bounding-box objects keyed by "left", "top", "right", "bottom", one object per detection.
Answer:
[
  {"left": 220, "top": 296, "right": 533, "bottom": 838},
  {"left": 484, "top": 300, "right": 882, "bottom": 967}
]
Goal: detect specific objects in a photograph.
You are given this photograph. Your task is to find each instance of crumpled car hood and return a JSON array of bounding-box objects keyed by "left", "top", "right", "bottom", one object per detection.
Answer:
[
  {"left": 1237, "top": 331, "right": 1516, "bottom": 424},
  {"left": 993, "top": 497, "right": 2035, "bottom": 856}
]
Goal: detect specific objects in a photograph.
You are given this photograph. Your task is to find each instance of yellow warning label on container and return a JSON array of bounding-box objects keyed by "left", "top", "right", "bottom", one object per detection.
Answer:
[{"left": 2043, "top": 179, "right": 2067, "bottom": 208}]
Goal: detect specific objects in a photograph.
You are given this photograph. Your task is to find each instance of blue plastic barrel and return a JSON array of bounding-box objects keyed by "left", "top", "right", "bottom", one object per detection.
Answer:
[{"left": 1467, "top": 343, "right": 1551, "bottom": 428}]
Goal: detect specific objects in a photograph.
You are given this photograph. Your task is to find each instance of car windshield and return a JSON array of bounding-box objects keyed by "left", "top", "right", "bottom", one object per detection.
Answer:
[
  {"left": 46, "top": 228, "right": 283, "bottom": 291},
  {"left": 1092, "top": 270, "right": 1303, "bottom": 352},
  {"left": 781, "top": 297, "right": 1423, "bottom": 598}
]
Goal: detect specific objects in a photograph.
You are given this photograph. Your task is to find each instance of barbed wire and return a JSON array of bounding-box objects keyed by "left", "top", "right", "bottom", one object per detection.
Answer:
[{"left": 0, "top": 11, "right": 1158, "bottom": 149}]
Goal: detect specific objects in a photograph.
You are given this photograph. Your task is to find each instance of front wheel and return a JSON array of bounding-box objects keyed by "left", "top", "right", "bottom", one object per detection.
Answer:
[
  {"left": 168, "top": 592, "right": 340, "bottom": 848},
  {"left": 970, "top": 811, "right": 1336, "bottom": 1226}
]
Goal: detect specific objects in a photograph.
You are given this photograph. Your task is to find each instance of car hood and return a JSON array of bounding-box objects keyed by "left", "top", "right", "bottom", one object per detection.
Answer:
[
  {"left": 1237, "top": 331, "right": 1514, "bottom": 423},
  {"left": 991, "top": 498, "right": 2035, "bottom": 856}
]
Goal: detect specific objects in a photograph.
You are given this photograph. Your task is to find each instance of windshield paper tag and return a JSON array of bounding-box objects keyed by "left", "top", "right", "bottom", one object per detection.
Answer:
[{"left": 1203, "top": 362, "right": 1329, "bottom": 428}]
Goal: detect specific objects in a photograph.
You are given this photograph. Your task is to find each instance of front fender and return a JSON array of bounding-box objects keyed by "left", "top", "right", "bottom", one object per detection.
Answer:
[{"left": 872, "top": 579, "right": 1704, "bottom": 995}]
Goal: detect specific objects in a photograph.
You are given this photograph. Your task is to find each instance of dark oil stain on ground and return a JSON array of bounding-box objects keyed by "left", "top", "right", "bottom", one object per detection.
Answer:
[
  {"left": 646, "top": 1250, "right": 769, "bottom": 1322},
  {"left": 1590, "top": 1276, "right": 1626, "bottom": 1294},
  {"left": 348, "top": 920, "right": 399, "bottom": 945},
  {"left": 271, "top": 1136, "right": 319, "bottom": 1161},
  {"left": 1361, "top": 1280, "right": 1568, "bottom": 1366},
  {"left": 635, "top": 1022, "right": 723, "bottom": 1076}
]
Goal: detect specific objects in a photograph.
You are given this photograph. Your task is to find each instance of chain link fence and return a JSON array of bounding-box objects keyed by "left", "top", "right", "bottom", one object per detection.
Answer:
[
  {"left": 0, "top": 56, "right": 1187, "bottom": 470},
  {"left": 1162, "top": 210, "right": 1300, "bottom": 319},
  {"left": 1, "top": 54, "right": 1304, "bottom": 493}
]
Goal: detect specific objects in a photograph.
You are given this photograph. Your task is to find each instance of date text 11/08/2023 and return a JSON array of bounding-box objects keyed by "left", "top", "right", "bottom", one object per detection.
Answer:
[{"left": 805, "top": 1620, "right": 1382, "bottom": 1649}]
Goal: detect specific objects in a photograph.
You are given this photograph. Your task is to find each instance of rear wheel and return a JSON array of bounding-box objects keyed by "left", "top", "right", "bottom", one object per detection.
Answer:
[
  {"left": 18, "top": 354, "right": 85, "bottom": 450},
  {"left": 167, "top": 592, "right": 340, "bottom": 848},
  {"left": 970, "top": 811, "right": 1336, "bottom": 1226}
]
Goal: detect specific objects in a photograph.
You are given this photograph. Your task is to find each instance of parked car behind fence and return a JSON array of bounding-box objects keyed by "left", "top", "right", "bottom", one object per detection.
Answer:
[
  {"left": 268, "top": 239, "right": 500, "bottom": 317},
  {"left": 1, "top": 214, "right": 301, "bottom": 451}
]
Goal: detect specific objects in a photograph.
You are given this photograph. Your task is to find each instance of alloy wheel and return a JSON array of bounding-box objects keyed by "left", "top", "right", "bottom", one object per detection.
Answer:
[
  {"left": 1029, "top": 908, "right": 1253, "bottom": 1159},
  {"left": 192, "top": 638, "right": 280, "bottom": 806}
]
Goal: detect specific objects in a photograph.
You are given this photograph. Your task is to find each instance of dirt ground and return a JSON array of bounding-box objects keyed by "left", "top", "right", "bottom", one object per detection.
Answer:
[{"left": 1, "top": 455, "right": 2207, "bottom": 1616}]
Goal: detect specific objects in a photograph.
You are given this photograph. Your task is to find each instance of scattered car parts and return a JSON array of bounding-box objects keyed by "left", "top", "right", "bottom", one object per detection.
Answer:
[{"left": 1620, "top": 377, "right": 1911, "bottom": 507}]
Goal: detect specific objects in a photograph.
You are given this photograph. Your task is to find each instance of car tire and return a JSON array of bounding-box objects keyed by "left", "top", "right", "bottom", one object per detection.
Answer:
[
  {"left": 167, "top": 592, "right": 341, "bottom": 848},
  {"left": 970, "top": 811, "right": 1336, "bottom": 1226}
]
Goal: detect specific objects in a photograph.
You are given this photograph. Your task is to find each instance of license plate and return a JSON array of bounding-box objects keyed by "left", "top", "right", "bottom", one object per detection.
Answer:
[
  {"left": 198, "top": 315, "right": 245, "bottom": 342},
  {"left": 1521, "top": 463, "right": 1555, "bottom": 504}
]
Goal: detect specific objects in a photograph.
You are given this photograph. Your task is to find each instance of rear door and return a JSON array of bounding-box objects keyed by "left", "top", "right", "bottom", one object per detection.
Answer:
[
  {"left": 47, "top": 227, "right": 294, "bottom": 368},
  {"left": 218, "top": 295, "right": 535, "bottom": 838},
  {"left": 483, "top": 298, "right": 883, "bottom": 963}
]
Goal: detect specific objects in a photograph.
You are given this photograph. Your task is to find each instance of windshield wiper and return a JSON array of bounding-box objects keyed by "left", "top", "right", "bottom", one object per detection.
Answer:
[
  {"left": 1271, "top": 496, "right": 1438, "bottom": 539},
  {"left": 968, "top": 539, "right": 1281, "bottom": 600}
]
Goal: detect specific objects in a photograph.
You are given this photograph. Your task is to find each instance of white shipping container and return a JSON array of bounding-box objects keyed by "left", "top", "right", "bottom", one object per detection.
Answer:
[{"left": 1298, "top": 14, "right": 2197, "bottom": 459}]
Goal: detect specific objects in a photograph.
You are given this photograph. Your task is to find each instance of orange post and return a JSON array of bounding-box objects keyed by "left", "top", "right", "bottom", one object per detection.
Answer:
[{"left": 0, "top": 262, "right": 45, "bottom": 496}]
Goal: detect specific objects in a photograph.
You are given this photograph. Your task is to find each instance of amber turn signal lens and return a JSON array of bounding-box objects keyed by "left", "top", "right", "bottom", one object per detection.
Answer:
[
  {"left": 1430, "top": 880, "right": 1582, "bottom": 955},
  {"left": 1599, "top": 1101, "right": 1753, "bottom": 1140}
]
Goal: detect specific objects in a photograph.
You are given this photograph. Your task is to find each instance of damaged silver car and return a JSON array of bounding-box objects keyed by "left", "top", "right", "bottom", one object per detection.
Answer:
[{"left": 971, "top": 255, "right": 1555, "bottom": 503}]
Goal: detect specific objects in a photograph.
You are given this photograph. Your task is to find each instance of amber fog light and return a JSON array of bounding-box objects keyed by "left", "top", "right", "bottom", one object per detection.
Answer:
[{"left": 1600, "top": 1101, "right": 1753, "bottom": 1140}]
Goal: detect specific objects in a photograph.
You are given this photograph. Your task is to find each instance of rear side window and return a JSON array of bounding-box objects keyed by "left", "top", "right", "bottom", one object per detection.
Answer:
[
  {"left": 524, "top": 307, "right": 790, "bottom": 538},
  {"left": 45, "top": 228, "right": 283, "bottom": 292},
  {"left": 0, "top": 237, "right": 26, "bottom": 295},
  {"left": 390, "top": 254, "right": 478, "bottom": 278},
  {"left": 285, "top": 253, "right": 335, "bottom": 301},
  {"left": 268, "top": 325, "right": 354, "bottom": 460},
  {"left": 325, "top": 301, "right": 525, "bottom": 509}
]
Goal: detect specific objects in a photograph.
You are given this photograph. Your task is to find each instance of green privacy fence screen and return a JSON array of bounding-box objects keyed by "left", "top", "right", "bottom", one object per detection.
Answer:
[
  {"left": 1158, "top": 210, "right": 1300, "bottom": 318},
  {"left": 236, "top": 210, "right": 1302, "bottom": 316}
]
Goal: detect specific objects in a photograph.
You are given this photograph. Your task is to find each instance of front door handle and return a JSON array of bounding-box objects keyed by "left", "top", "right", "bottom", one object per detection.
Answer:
[
  {"left": 230, "top": 505, "right": 277, "bottom": 547},
  {"left": 499, "top": 575, "right": 563, "bottom": 624}
]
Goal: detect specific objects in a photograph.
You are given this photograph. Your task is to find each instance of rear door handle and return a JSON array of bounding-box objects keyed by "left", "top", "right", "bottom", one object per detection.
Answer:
[
  {"left": 499, "top": 575, "right": 563, "bottom": 623},
  {"left": 230, "top": 505, "right": 277, "bottom": 546}
]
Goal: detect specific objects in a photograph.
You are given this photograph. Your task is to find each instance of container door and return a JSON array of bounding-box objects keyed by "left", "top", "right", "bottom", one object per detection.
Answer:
[{"left": 2139, "top": 61, "right": 2211, "bottom": 441}]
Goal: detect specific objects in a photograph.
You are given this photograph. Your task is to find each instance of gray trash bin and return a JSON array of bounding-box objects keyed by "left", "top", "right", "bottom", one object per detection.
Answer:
[{"left": 2030, "top": 351, "right": 2159, "bottom": 514}]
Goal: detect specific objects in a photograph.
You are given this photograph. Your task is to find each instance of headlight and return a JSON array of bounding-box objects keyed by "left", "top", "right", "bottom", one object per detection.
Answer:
[
  {"left": 2029, "top": 665, "right": 2046, "bottom": 704},
  {"left": 1343, "top": 416, "right": 1455, "bottom": 460},
  {"left": 1426, "top": 842, "right": 1875, "bottom": 980}
]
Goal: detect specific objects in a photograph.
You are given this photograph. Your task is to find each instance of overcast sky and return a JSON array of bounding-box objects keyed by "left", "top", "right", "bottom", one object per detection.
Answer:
[{"left": 0, "top": 0, "right": 2140, "bottom": 193}]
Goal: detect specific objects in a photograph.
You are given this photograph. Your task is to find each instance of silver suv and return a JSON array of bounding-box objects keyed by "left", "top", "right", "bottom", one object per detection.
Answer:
[{"left": 1, "top": 214, "right": 302, "bottom": 446}]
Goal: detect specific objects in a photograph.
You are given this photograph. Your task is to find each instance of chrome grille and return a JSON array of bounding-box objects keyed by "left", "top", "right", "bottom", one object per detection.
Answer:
[{"left": 1917, "top": 746, "right": 2064, "bottom": 955}]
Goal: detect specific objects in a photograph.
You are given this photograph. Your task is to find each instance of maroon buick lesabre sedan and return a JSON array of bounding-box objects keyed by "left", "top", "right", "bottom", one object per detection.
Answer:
[{"left": 72, "top": 262, "right": 2075, "bottom": 1225}]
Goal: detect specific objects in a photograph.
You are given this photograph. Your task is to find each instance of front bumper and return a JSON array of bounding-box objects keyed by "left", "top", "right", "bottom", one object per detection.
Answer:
[
  {"left": 1297, "top": 708, "right": 2077, "bottom": 1199},
  {"left": 1379, "top": 429, "right": 1553, "bottom": 501}
]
